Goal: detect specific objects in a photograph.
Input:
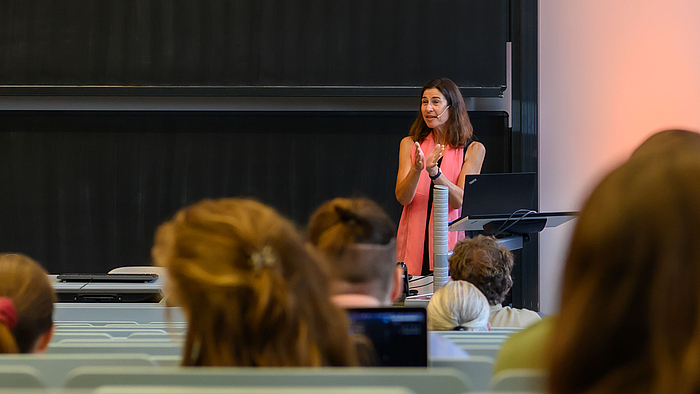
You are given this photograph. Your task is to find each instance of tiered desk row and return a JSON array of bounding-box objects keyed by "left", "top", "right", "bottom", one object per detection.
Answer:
[{"left": 0, "top": 305, "right": 546, "bottom": 394}]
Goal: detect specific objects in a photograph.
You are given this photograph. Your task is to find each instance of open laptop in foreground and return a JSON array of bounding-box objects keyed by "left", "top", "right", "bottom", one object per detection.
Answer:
[
  {"left": 346, "top": 307, "right": 428, "bottom": 367},
  {"left": 449, "top": 172, "right": 577, "bottom": 234}
]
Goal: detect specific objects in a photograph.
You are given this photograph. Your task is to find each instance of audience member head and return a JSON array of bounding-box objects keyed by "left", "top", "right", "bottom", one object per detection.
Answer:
[
  {"left": 449, "top": 235, "right": 514, "bottom": 306},
  {"left": 427, "top": 280, "right": 490, "bottom": 331},
  {"left": 409, "top": 77, "right": 473, "bottom": 148},
  {"left": 549, "top": 129, "right": 700, "bottom": 394},
  {"left": 630, "top": 129, "right": 700, "bottom": 161},
  {"left": 307, "top": 198, "right": 400, "bottom": 307},
  {"left": 152, "top": 198, "right": 358, "bottom": 367},
  {"left": 0, "top": 253, "right": 55, "bottom": 354}
]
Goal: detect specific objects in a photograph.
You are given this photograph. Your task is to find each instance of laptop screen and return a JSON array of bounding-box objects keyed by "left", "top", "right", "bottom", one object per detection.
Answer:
[
  {"left": 346, "top": 307, "right": 427, "bottom": 367},
  {"left": 461, "top": 172, "right": 537, "bottom": 217}
]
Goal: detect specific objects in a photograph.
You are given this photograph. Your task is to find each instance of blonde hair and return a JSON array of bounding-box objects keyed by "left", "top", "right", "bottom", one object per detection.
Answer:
[
  {"left": 152, "top": 198, "right": 358, "bottom": 367},
  {"left": 0, "top": 254, "right": 55, "bottom": 353},
  {"left": 427, "top": 280, "right": 490, "bottom": 331}
]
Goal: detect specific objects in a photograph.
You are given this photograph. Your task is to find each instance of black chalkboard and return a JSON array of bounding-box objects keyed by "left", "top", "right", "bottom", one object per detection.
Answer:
[
  {"left": 0, "top": 110, "right": 509, "bottom": 273},
  {"left": 0, "top": 0, "right": 508, "bottom": 96}
]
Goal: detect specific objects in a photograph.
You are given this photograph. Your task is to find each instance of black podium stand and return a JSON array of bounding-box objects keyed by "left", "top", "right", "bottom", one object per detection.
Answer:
[{"left": 448, "top": 211, "right": 578, "bottom": 250}]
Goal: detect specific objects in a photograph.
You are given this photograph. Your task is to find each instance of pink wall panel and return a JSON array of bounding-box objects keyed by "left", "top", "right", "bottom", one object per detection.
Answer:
[{"left": 539, "top": 0, "right": 700, "bottom": 313}]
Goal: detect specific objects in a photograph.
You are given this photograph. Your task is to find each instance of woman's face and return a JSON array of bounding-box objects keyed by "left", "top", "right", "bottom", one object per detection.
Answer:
[{"left": 422, "top": 88, "right": 450, "bottom": 130}]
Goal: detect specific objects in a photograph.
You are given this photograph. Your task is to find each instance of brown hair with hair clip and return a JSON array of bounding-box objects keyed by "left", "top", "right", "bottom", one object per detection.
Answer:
[
  {"left": 0, "top": 297, "right": 18, "bottom": 353},
  {"left": 0, "top": 298, "right": 18, "bottom": 329},
  {"left": 307, "top": 198, "right": 397, "bottom": 302},
  {"left": 0, "top": 254, "right": 55, "bottom": 354},
  {"left": 153, "top": 198, "right": 358, "bottom": 367}
]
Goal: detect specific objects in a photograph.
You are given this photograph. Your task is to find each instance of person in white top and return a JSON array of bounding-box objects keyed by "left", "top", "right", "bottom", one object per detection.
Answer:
[
  {"left": 427, "top": 280, "right": 490, "bottom": 331},
  {"left": 449, "top": 235, "right": 541, "bottom": 328}
]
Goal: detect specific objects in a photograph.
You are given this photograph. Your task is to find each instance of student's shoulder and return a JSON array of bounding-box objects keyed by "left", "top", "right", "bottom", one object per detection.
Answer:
[
  {"left": 517, "top": 307, "right": 542, "bottom": 319},
  {"left": 502, "top": 305, "right": 542, "bottom": 319},
  {"left": 493, "top": 317, "right": 555, "bottom": 373}
]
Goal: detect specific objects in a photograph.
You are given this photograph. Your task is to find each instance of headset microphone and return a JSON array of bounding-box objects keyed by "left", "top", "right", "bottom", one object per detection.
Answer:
[{"left": 436, "top": 105, "right": 451, "bottom": 119}]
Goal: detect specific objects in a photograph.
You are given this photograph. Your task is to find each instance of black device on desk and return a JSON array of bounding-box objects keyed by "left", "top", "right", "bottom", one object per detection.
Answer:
[
  {"left": 346, "top": 307, "right": 427, "bottom": 367},
  {"left": 453, "top": 172, "right": 577, "bottom": 236},
  {"left": 57, "top": 273, "right": 159, "bottom": 283},
  {"left": 461, "top": 172, "right": 543, "bottom": 234},
  {"left": 462, "top": 172, "right": 537, "bottom": 217},
  {"left": 54, "top": 273, "right": 162, "bottom": 303},
  {"left": 396, "top": 262, "right": 413, "bottom": 299}
]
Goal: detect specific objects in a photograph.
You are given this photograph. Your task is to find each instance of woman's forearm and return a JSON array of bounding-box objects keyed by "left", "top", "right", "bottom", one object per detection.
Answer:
[
  {"left": 395, "top": 167, "right": 422, "bottom": 206},
  {"left": 432, "top": 174, "right": 464, "bottom": 209}
]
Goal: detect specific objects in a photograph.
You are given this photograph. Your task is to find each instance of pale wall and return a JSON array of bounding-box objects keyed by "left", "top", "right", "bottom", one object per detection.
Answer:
[{"left": 539, "top": 1, "right": 700, "bottom": 314}]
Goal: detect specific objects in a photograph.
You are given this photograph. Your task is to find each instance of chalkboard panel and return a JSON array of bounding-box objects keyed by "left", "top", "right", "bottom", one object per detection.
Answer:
[
  {"left": 0, "top": 110, "right": 508, "bottom": 273},
  {"left": 0, "top": 0, "right": 507, "bottom": 96}
]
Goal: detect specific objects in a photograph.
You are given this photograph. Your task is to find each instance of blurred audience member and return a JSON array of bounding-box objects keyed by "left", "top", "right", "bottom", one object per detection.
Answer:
[
  {"left": 307, "top": 198, "right": 402, "bottom": 308},
  {"left": 450, "top": 235, "right": 540, "bottom": 328},
  {"left": 152, "top": 198, "right": 358, "bottom": 367},
  {"left": 494, "top": 316, "right": 555, "bottom": 373},
  {"left": 549, "top": 129, "right": 700, "bottom": 394},
  {"left": 630, "top": 129, "right": 700, "bottom": 160},
  {"left": 427, "top": 280, "right": 490, "bottom": 331},
  {"left": 0, "top": 253, "right": 55, "bottom": 354}
]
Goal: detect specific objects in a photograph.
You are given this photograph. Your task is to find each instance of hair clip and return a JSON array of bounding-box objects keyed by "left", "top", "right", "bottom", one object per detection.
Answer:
[
  {"left": 0, "top": 297, "right": 18, "bottom": 330},
  {"left": 250, "top": 246, "right": 277, "bottom": 272}
]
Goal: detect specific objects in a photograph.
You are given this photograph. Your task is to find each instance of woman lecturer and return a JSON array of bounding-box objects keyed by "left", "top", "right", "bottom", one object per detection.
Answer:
[{"left": 395, "top": 78, "right": 485, "bottom": 276}]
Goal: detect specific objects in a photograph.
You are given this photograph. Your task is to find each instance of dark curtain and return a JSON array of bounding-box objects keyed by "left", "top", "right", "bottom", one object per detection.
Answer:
[
  {"left": 0, "top": 0, "right": 507, "bottom": 90},
  {"left": 0, "top": 110, "right": 508, "bottom": 273}
]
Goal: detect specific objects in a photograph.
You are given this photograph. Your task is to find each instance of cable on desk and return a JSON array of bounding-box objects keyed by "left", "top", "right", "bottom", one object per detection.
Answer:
[
  {"left": 410, "top": 280, "right": 434, "bottom": 289},
  {"left": 492, "top": 209, "right": 537, "bottom": 236}
]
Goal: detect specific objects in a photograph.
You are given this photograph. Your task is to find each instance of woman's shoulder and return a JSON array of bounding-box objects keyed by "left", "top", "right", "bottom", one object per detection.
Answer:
[
  {"left": 400, "top": 136, "right": 415, "bottom": 145},
  {"left": 400, "top": 136, "right": 417, "bottom": 151},
  {"left": 466, "top": 140, "right": 486, "bottom": 155}
]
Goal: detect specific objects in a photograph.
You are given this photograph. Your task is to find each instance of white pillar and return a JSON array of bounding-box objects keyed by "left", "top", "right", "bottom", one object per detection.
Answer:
[{"left": 433, "top": 185, "right": 450, "bottom": 292}]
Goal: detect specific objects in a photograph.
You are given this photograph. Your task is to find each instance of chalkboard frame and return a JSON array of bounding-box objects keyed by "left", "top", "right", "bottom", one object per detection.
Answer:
[{"left": 0, "top": 86, "right": 505, "bottom": 97}]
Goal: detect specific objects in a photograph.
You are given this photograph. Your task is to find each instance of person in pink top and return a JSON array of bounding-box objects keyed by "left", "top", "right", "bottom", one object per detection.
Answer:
[{"left": 395, "top": 78, "right": 486, "bottom": 276}]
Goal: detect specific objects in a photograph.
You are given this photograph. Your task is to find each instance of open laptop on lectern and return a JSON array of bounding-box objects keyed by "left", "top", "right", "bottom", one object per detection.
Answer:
[
  {"left": 450, "top": 172, "right": 577, "bottom": 234},
  {"left": 462, "top": 172, "right": 537, "bottom": 217}
]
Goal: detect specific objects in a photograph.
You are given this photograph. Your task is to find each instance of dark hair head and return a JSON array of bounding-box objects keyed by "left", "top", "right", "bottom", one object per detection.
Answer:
[
  {"left": 448, "top": 235, "right": 514, "bottom": 305},
  {"left": 307, "top": 198, "right": 397, "bottom": 301},
  {"left": 409, "top": 77, "right": 473, "bottom": 148},
  {"left": 549, "top": 130, "right": 700, "bottom": 394},
  {"left": 0, "top": 254, "right": 55, "bottom": 354},
  {"left": 153, "top": 198, "right": 358, "bottom": 367}
]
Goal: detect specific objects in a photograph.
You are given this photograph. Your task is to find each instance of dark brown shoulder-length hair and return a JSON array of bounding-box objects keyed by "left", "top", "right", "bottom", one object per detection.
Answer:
[
  {"left": 409, "top": 77, "right": 473, "bottom": 148},
  {"left": 549, "top": 130, "right": 700, "bottom": 394}
]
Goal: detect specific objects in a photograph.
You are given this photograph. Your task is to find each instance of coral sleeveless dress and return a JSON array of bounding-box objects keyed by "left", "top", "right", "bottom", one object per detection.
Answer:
[{"left": 396, "top": 133, "right": 466, "bottom": 276}]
